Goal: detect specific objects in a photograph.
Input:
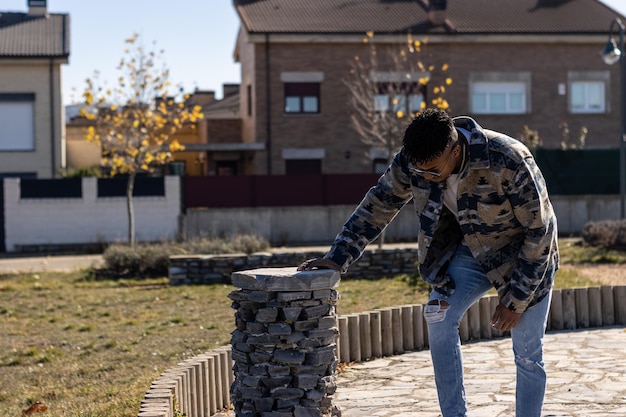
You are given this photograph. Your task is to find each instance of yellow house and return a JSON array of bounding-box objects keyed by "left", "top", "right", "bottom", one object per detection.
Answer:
[{"left": 66, "top": 86, "right": 260, "bottom": 177}]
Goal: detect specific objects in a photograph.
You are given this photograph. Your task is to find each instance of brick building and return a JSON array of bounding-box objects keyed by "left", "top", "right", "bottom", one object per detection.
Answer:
[{"left": 232, "top": 0, "right": 626, "bottom": 175}]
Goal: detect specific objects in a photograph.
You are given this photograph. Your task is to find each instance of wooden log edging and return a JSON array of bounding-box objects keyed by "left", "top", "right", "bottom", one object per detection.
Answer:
[{"left": 138, "top": 285, "right": 626, "bottom": 417}]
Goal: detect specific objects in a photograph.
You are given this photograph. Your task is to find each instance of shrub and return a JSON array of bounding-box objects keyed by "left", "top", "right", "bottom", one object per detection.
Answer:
[
  {"left": 180, "top": 234, "right": 270, "bottom": 255},
  {"left": 100, "top": 235, "right": 270, "bottom": 278},
  {"left": 581, "top": 219, "right": 626, "bottom": 249},
  {"left": 59, "top": 164, "right": 102, "bottom": 178}
]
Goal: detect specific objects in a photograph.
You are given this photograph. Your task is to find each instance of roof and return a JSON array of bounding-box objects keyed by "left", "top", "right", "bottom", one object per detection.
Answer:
[
  {"left": 0, "top": 11, "right": 70, "bottom": 57},
  {"left": 203, "top": 92, "right": 239, "bottom": 114},
  {"left": 234, "top": 0, "right": 625, "bottom": 35}
]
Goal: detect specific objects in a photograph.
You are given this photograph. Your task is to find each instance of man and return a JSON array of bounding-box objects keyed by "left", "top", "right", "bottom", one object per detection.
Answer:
[{"left": 298, "top": 108, "right": 559, "bottom": 417}]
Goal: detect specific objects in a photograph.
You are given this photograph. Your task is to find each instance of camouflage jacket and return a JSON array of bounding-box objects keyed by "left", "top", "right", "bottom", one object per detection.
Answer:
[{"left": 325, "top": 116, "right": 559, "bottom": 312}]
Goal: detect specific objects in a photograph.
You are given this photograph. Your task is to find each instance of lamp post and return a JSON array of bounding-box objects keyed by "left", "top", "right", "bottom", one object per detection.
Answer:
[{"left": 600, "top": 18, "right": 626, "bottom": 219}]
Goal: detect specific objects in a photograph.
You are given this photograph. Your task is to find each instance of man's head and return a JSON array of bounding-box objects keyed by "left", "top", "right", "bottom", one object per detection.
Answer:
[
  {"left": 401, "top": 108, "right": 455, "bottom": 164},
  {"left": 401, "top": 108, "right": 463, "bottom": 182}
]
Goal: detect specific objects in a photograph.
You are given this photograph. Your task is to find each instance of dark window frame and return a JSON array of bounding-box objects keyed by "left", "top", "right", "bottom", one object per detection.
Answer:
[
  {"left": 284, "top": 83, "right": 321, "bottom": 114},
  {"left": 0, "top": 93, "right": 36, "bottom": 151},
  {"left": 374, "top": 82, "right": 427, "bottom": 114}
]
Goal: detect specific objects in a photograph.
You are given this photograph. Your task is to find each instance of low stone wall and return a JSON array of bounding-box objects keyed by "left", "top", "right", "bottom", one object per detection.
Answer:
[
  {"left": 139, "top": 281, "right": 626, "bottom": 417},
  {"left": 168, "top": 248, "right": 417, "bottom": 285}
]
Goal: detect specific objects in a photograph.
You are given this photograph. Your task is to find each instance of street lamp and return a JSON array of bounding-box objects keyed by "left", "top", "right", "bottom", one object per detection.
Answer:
[{"left": 600, "top": 18, "right": 626, "bottom": 219}]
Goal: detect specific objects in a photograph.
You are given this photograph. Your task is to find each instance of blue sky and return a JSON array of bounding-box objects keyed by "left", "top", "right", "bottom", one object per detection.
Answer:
[
  {"left": 3, "top": 0, "right": 626, "bottom": 105},
  {"left": 4, "top": 0, "right": 241, "bottom": 104}
]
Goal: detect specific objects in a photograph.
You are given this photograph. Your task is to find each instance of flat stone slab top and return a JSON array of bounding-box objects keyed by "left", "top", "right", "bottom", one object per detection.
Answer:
[{"left": 231, "top": 267, "right": 341, "bottom": 291}]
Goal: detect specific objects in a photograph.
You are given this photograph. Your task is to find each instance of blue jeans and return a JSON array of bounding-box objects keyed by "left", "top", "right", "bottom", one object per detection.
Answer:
[{"left": 425, "top": 244, "right": 553, "bottom": 417}]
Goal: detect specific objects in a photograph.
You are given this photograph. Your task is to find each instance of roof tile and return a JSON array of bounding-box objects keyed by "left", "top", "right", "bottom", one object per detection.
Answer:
[
  {"left": 234, "top": 0, "right": 625, "bottom": 35},
  {"left": 0, "top": 12, "right": 69, "bottom": 57}
]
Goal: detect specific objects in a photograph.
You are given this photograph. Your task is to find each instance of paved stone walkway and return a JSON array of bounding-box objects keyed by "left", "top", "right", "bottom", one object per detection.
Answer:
[
  {"left": 216, "top": 327, "right": 626, "bottom": 417},
  {"left": 335, "top": 327, "right": 626, "bottom": 417}
]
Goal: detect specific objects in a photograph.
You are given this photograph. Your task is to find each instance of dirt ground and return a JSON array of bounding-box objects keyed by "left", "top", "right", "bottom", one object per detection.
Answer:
[{"left": 562, "top": 263, "right": 626, "bottom": 286}]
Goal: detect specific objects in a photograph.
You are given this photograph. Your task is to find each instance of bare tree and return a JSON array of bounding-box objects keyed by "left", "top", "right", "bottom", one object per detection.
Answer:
[
  {"left": 345, "top": 33, "right": 452, "bottom": 167},
  {"left": 344, "top": 33, "right": 452, "bottom": 246}
]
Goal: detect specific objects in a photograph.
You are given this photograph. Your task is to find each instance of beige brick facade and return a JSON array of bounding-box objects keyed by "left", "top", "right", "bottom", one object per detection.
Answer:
[{"left": 0, "top": 59, "right": 66, "bottom": 178}]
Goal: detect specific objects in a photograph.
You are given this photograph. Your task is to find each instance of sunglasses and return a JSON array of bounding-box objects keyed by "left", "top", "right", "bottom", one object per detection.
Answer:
[{"left": 409, "top": 144, "right": 457, "bottom": 178}]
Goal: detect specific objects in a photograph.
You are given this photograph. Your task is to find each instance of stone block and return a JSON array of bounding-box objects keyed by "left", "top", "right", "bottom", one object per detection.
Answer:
[
  {"left": 250, "top": 352, "right": 272, "bottom": 364},
  {"left": 295, "top": 373, "right": 321, "bottom": 390},
  {"left": 294, "top": 405, "right": 323, "bottom": 417},
  {"left": 248, "top": 334, "right": 280, "bottom": 345},
  {"left": 277, "top": 291, "right": 312, "bottom": 302},
  {"left": 305, "top": 346, "right": 336, "bottom": 367},
  {"left": 282, "top": 306, "right": 303, "bottom": 322},
  {"left": 254, "top": 397, "right": 275, "bottom": 412},
  {"left": 261, "top": 376, "right": 292, "bottom": 389},
  {"left": 268, "top": 322, "right": 292, "bottom": 336},
  {"left": 271, "top": 387, "right": 305, "bottom": 400},
  {"left": 267, "top": 365, "right": 291, "bottom": 376},
  {"left": 302, "top": 304, "right": 331, "bottom": 320},
  {"left": 232, "top": 267, "right": 340, "bottom": 291},
  {"left": 317, "top": 316, "right": 336, "bottom": 330},
  {"left": 294, "top": 319, "right": 318, "bottom": 331},
  {"left": 282, "top": 331, "right": 306, "bottom": 344},
  {"left": 256, "top": 308, "right": 279, "bottom": 323},
  {"left": 273, "top": 349, "right": 306, "bottom": 365}
]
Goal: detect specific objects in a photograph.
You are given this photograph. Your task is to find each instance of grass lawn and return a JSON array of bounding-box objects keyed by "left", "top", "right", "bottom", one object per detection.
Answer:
[{"left": 1, "top": 239, "right": 623, "bottom": 416}]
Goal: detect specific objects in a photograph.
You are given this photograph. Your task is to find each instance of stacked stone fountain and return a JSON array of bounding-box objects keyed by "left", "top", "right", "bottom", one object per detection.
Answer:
[{"left": 229, "top": 267, "right": 342, "bottom": 417}]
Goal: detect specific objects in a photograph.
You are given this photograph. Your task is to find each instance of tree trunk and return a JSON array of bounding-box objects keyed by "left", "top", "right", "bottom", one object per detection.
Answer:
[{"left": 126, "top": 172, "right": 136, "bottom": 247}]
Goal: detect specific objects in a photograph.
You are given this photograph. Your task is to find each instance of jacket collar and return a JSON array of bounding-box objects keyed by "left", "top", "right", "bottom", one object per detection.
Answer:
[{"left": 453, "top": 116, "right": 490, "bottom": 170}]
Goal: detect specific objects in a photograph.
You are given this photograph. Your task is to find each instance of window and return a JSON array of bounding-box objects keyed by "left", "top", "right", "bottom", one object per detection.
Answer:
[
  {"left": 168, "top": 161, "right": 186, "bottom": 176},
  {"left": 282, "top": 148, "right": 324, "bottom": 174},
  {"left": 369, "top": 148, "right": 390, "bottom": 174},
  {"left": 567, "top": 72, "right": 609, "bottom": 114},
  {"left": 471, "top": 82, "right": 526, "bottom": 114},
  {"left": 570, "top": 82, "right": 605, "bottom": 113},
  {"left": 373, "top": 158, "right": 388, "bottom": 174},
  {"left": 247, "top": 84, "right": 252, "bottom": 117},
  {"left": 285, "top": 159, "right": 321, "bottom": 174},
  {"left": 469, "top": 72, "right": 530, "bottom": 115},
  {"left": 284, "top": 83, "right": 320, "bottom": 114},
  {"left": 216, "top": 160, "right": 238, "bottom": 176},
  {"left": 0, "top": 94, "right": 35, "bottom": 151},
  {"left": 374, "top": 83, "right": 425, "bottom": 115}
]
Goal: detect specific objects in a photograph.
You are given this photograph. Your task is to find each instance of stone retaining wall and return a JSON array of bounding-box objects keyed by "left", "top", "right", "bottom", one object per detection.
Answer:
[
  {"left": 168, "top": 248, "right": 417, "bottom": 285},
  {"left": 139, "top": 282, "right": 626, "bottom": 417}
]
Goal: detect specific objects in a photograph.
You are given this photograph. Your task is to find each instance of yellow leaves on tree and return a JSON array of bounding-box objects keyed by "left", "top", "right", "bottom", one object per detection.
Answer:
[{"left": 80, "top": 33, "right": 203, "bottom": 177}]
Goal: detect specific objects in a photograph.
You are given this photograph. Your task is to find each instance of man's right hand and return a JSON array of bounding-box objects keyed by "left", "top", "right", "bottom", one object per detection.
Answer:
[{"left": 297, "top": 258, "right": 342, "bottom": 272}]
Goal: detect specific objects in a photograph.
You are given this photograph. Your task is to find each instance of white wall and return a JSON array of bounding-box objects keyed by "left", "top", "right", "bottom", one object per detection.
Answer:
[
  {"left": 183, "top": 203, "right": 417, "bottom": 245},
  {"left": 182, "top": 195, "right": 622, "bottom": 245},
  {"left": 2, "top": 176, "right": 621, "bottom": 252},
  {"left": 3, "top": 176, "right": 180, "bottom": 251}
]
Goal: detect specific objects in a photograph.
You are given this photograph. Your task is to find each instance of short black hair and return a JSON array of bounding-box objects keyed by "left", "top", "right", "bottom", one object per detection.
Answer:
[{"left": 401, "top": 108, "right": 455, "bottom": 164}]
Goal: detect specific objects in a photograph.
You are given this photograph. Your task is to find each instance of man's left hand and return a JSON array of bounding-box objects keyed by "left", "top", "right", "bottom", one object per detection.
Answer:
[{"left": 491, "top": 302, "right": 522, "bottom": 331}]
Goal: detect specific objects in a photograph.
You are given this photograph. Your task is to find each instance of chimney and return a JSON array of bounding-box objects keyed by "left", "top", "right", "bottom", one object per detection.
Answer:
[
  {"left": 428, "top": 0, "right": 447, "bottom": 26},
  {"left": 28, "top": 0, "right": 47, "bottom": 16},
  {"left": 222, "top": 83, "right": 240, "bottom": 98},
  {"left": 189, "top": 90, "right": 216, "bottom": 106}
]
